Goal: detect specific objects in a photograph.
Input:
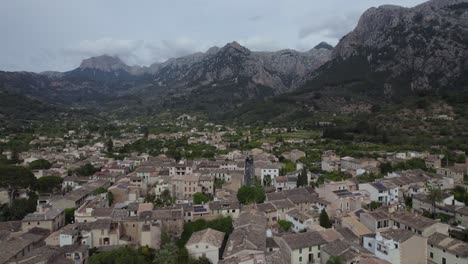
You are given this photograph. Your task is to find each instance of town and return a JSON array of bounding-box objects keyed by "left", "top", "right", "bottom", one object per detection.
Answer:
[{"left": 0, "top": 116, "right": 467, "bottom": 264}]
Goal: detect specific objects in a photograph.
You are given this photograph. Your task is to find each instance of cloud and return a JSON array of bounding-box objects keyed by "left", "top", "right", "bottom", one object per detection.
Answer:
[
  {"left": 238, "top": 36, "right": 282, "bottom": 51},
  {"left": 61, "top": 36, "right": 285, "bottom": 70},
  {"left": 62, "top": 38, "right": 207, "bottom": 67},
  {"left": 298, "top": 11, "right": 361, "bottom": 40},
  {"left": 248, "top": 15, "right": 263, "bottom": 22}
]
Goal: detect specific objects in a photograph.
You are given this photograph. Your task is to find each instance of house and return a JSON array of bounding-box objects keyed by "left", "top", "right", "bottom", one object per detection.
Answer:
[
  {"left": 425, "top": 156, "right": 442, "bottom": 169},
  {"left": 339, "top": 209, "right": 373, "bottom": 237},
  {"left": 363, "top": 228, "right": 427, "bottom": 264},
  {"left": 22, "top": 205, "right": 65, "bottom": 232},
  {"left": 62, "top": 176, "right": 89, "bottom": 190},
  {"left": 51, "top": 180, "right": 111, "bottom": 209},
  {"left": 285, "top": 208, "right": 320, "bottom": 232},
  {"left": 360, "top": 211, "right": 392, "bottom": 233},
  {"left": 391, "top": 211, "right": 449, "bottom": 237},
  {"left": 186, "top": 228, "right": 225, "bottom": 264},
  {"left": 171, "top": 174, "right": 214, "bottom": 201},
  {"left": 275, "top": 231, "right": 328, "bottom": 264},
  {"left": 360, "top": 210, "right": 449, "bottom": 237},
  {"left": 169, "top": 160, "right": 194, "bottom": 176},
  {"left": 412, "top": 193, "right": 464, "bottom": 216},
  {"left": 427, "top": 232, "right": 468, "bottom": 264},
  {"left": 59, "top": 227, "right": 80, "bottom": 247},
  {"left": 437, "top": 167, "right": 466, "bottom": 183},
  {"left": 359, "top": 181, "right": 399, "bottom": 205},
  {"left": 273, "top": 176, "right": 289, "bottom": 192},
  {"left": 79, "top": 219, "right": 121, "bottom": 248},
  {"left": 222, "top": 209, "right": 266, "bottom": 263},
  {"left": 10, "top": 244, "right": 89, "bottom": 264},
  {"left": 108, "top": 180, "right": 141, "bottom": 204},
  {"left": 149, "top": 209, "right": 184, "bottom": 237},
  {"left": 259, "top": 163, "right": 280, "bottom": 186},
  {"left": 321, "top": 151, "right": 340, "bottom": 172},
  {"left": 341, "top": 157, "right": 380, "bottom": 176},
  {"left": 321, "top": 240, "right": 389, "bottom": 264},
  {"left": 316, "top": 181, "right": 368, "bottom": 217},
  {"left": 209, "top": 200, "right": 241, "bottom": 220},
  {"left": 282, "top": 149, "right": 306, "bottom": 163},
  {"left": 455, "top": 206, "right": 468, "bottom": 227},
  {"left": 0, "top": 232, "right": 45, "bottom": 264}
]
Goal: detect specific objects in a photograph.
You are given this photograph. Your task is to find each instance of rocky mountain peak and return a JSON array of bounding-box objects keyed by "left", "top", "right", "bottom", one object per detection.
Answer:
[
  {"left": 220, "top": 41, "right": 251, "bottom": 55},
  {"left": 313, "top": 42, "right": 334, "bottom": 50},
  {"left": 79, "top": 55, "right": 130, "bottom": 72},
  {"left": 329, "top": 0, "right": 468, "bottom": 93}
]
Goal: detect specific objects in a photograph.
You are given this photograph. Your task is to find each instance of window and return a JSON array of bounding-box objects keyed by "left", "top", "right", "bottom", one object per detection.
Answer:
[
  {"left": 206, "top": 245, "right": 208, "bottom": 249},
  {"left": 442, "top": 257, "right": 446, "bottom": 264},
  {"left": 299, "top": 257, "right": 302, "bottom": 262},
  {"left": 318, "top": 253, "right": 320, "bottom": 258},
  {"left": 394, "top": 244, "right": 398, "bottom": 249},
  {"left": 318, "top": 245, "right": 320, "bottom": 250},
  {"left": 368, "top": 242, "right": 372, "bottom": 247},
  {"left": 299, "top": 248, "right": 302, "bottom": 253},
  {"left": 430, "top": 252, "right": 433, "bottom": 259}
]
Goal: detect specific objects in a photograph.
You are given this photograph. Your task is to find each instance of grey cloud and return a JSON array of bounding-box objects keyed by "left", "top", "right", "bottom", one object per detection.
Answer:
[
  {"left": 298, "top": 11, "right": 362, "bottom": 40},
  {"left": 248, "top": 15, "right": 263, "bottom": 22},
  {"left": 62, "top": 38, "right": 207, "bottom": 68}
]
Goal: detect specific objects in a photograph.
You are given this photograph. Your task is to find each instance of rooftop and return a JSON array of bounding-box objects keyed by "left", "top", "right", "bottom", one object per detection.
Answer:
[
  {"left": 186, "top": 228, "right": 225, "bottom": 248},
  {"left": 428, "top": 232, "right": 468, "bottom": 257},
  {"left": 281, "top": 231, "right": 328, "bottom": 249}
]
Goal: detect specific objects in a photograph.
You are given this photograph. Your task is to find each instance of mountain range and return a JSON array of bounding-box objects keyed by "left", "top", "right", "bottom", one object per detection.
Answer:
[{"left": 1, "top": 0, "right": 468, "bottom": 131}]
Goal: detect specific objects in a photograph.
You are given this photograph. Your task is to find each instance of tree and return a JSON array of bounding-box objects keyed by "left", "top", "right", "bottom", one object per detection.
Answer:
[
  {"left": 0, "top": 194, "right": 37, "bottom": 221},
  {"left": 369, "top": 201, "right": 383, "bottom": 211},
  {"left": 278, "top": 220, "right": 293, "bottom": 232},
  {"left": 327, "top": 256, "right": 344, "bottom": 264},
  {"left": 428, "top": 187, "right": 444, "bottom": 218},
  {"left": 155, "top": 189, "right": 173, "bottom": 208},
  {"left": 94, "top": 187, "right": 108, "bottom": 195},
  {"left": 193, "top": 192, "right": 210, "bottom": 204},
  {"left": 88, "top": 247, "right": 151, "bottom": 264},
  {"left": 153, "top": 243, "right": 179, "bottom": 264},
  {"left": 319, "top": 209, "right": 332, "bottom": 228},
  {"left": 107, "top": 191, "right": 114, "bottom": 206},
  {"left": 297, "top": 167, "right": 308, "bottom": 187},
  {"left": 36, "top": 176, "right": 63, "bottom": 193},
  {"left": 28, "top": 159, "right": 52, "bottom": 170},
  {"left": 106, "top": 138, "right": 114, "bottom": 153},
  {"left": 9, "top": 149, "right": 20, "bottom": 164},
  {"left": 65, "top": 208, "right": 75, "bottom": 224},
  {"left": 263, "top": 175, "right": 272, "bottom": 186},
  {"left": 237, "top": 185, "right": 265, "bottom": 205},
  {"left": 0, "top": 165, "right": 37, "bottom": 204},
  {"left": 74, "top": 163, "right": 98, "bottom": 176}
]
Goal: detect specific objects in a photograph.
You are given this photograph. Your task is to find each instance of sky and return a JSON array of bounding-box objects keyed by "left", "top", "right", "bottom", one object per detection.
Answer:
[{"left": 0, "top": 0, "right": 426, "bottom": 72}]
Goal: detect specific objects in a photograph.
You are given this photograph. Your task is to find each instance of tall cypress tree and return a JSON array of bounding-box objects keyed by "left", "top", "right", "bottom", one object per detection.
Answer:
[{"left": 319, "top": 209, "right": 332, "bottom": 228}]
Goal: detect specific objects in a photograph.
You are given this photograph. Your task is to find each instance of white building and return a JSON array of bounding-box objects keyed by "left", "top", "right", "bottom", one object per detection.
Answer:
[
  {"left": 359, "top": 181, "right": 399, "bottom": 205},
  {"left": 260, "top": 164, "right": 280, "bottom": 185},
  {"left": 428, "top": 232, "right": 468, "bottom": 264},
  {"left": 285, "top": 209, "right": 319, "bottom": 232},
  {"left": 186, "top": 228, "right": 225, "bottom": 264},
  {"left": 363, "top": 228, "right": 427, "bottom": 264}
]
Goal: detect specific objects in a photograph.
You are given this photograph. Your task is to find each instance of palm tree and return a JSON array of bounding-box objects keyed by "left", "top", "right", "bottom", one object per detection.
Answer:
[
  {"left": 327, "top": 256, "right": 344, "bottom": 264},
  {"left": 428, "top": 186, "right": 443, "bottom": 218}
]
